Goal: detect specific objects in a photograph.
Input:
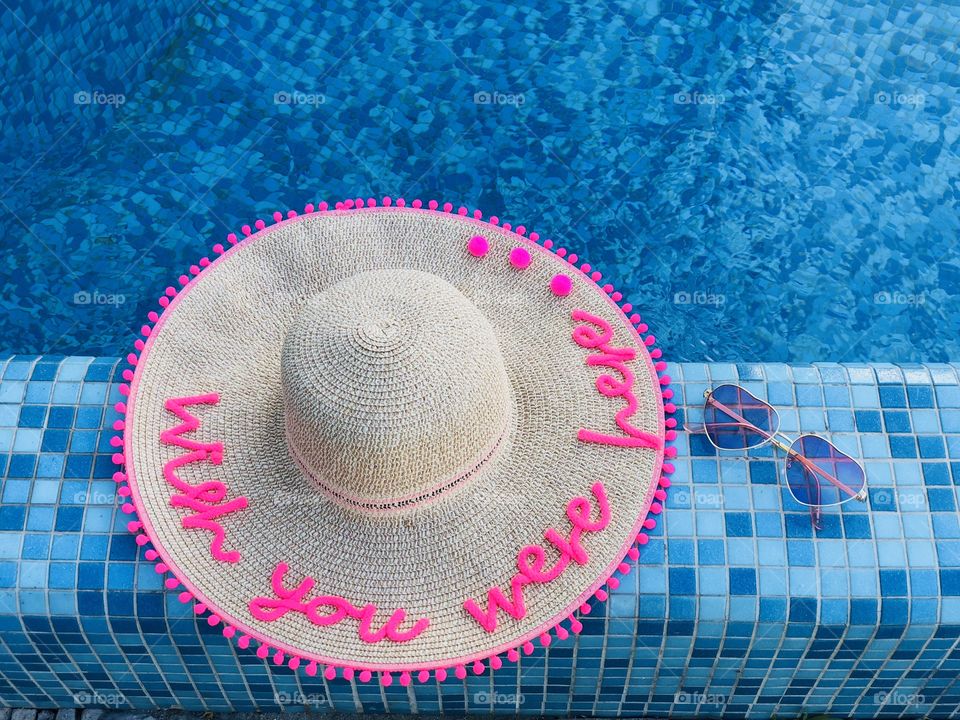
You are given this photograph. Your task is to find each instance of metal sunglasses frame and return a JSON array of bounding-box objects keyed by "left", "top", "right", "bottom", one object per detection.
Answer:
[{"left": 692, "top": 384, "right": 868, "bottom": 530}]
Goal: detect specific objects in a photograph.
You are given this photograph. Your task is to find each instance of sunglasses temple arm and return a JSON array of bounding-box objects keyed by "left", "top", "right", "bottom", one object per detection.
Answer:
[{"left": 706, "top": 397, "right": 861, "bottom": 500}]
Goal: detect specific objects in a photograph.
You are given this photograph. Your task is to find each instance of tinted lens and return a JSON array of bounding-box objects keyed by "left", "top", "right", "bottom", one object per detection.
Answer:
[
  {"left": 786, "top": 434, "right": 866, "bottom": 506},
  {"left": 704, "top": 384, "right": 779, "bottom": 450}
]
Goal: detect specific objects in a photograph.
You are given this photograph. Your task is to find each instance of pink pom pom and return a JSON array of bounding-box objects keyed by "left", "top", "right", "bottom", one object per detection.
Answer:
[
  {"left": 457, "top": 206, "right": 467, "bottom": 215},
  {"left": 550, "top": 274, "right": 573, "bottom": 296},
  {"left": 611, "top": 291, "right": 622, "bottom": 301},
  {"left": 619, "top": 562, "right": 630, "bottom": 573},
  {"left": 399, "top": 671, "right": 411, "bottom": 686},
  {"left": 207, "top": 614, "right": 220, "bottom": 626},
  {"left": 396, "top": 198, "right": 405, "bottom": 207},
  {"left": 324, "top": 666, "right": 336, "bottom": 680},
  {"left": 135, "top": 535, "right": 148, "bottom": 546},
  {"left": 381, "top": 672, "right": 393, "bottom": 687},
  {"left": 343, "top": 667, "right": 354, "bottom": 680},
  {"left": 509, "top": 247, "right": 531, "bottom": 269},
  {"left": 319, "top": 201, "right": 328, "bottom": 211},
  {"left": 608, "top": 576, "right": 621, "bottom": 589},
  {"left": 435, "top": 668, "right": 447, "bottom": 682},
  {"left": 272, "top": 211, "right": 282, "bottom": 222},
  {"left": 655, "top": 489, "right": 667, "bottom": 500},
  {"left": 489, "top": 215, "right": 499, "bottom": 225},
  {"left": 556, "top": 625, "right": 569, "bottom": 640},
  {"left": 288, "top": 657, "right": 300, "bottom": 670},
  {"left": 472, "top": 660, "right": 484, "bottom": 675},
  {"left": 665, "top": 446, "right": 678, "bottom": 458},
  {"left": 529, "top": 231, "right": 540, "bottom": 242},
  {"left": 227, "top": 233, "right": 238, "bottom": 245},
  {"left": 256, "top": 645, "right": 269, "bottom": 659},
  {"left": 543, "top": 239, "right": 553, "bottom": 249},
  {"left": 113, "top": 452, "right": 125, "bottom": 464},
  {"left": 628, "top": 547, "right": 640, "bottom": 561},
  {"left": 650, "top": 502, "right": 663, "bottom": 514},
  {"left": 240, "top": 226, "right": 251, "bottom": 237},
  {"left": 417, "top": 670, "right": 430, "bottom": 683},
  {"left": 165, "top": 578, "right": 179, "bottom": 589},
  {"left": 178, "top": 591, "right": 192, "bottom": 604},
  {"left": 455, "top": 665, "right": 467, "bottom": 679},
  {"left": 178, "top": 275, "right": 189, "bottom": 286},
  {"left": 412, "top": 199, "right": 422, "bottom": 208},
  {"left": 113, "top": 420, "right": 125, "bottom": 431},
  {"left": 117, "top": 486, "right": 130, "bottom": 497},
  {"left": 643, "top": 518, "right": 657, "bottom": 529},
  {"left": 516, "top": 225, "right": 526, "bottom": 235},
  {"left": 110, "top": 435, "right": 122, "bottom": 447},
  {"left": 442, "top": 202, "right": 452, "bottom": 212},
  {"left": 502, "top": 222, "right": 511, "bottom": 232},
  {"left": 238, "top": 635, "right": 251, "bottom": 649},
  {"left": 539, "top": 632, "right": 551, "bottom": 647},
  {"left": 507, "top": 649, "right": 519, "bottom": 662},
  {"left": 383, "top": 197, "right": 392, "bottom": 206},
  {"left": 473, "top": 209, "right": 482, "bottom": 219},
  {"left": 273, "top": 650, "right": 284, "bottom": 665},
  {"left": 159, "top": 297, "right": 170, "bottom": 308},
  {"left": 359, "top": 669, "right": 372, "bottom": 683},
  {"left": 193, "top": 603, "right": 206, "bottom": 614},
  {"left": 595, "top": 588, "right": 608, "bottom": 601},
  {"left": 255, "top": 219, "right": 265, "bottom": 230},
  {"left": 428, "top": 200, "right": 438, "bottom": 210},
  {"left": 287, "top": 210, "right": 297, "bottom": 218},
  {"left": 637, "top": 532, "right": 649, "bottom": 545},
  {"left": 305, "top": 662, "right": 318, "bottom": 676},
  {"left": 651, "top": 347, "right": 663, "bottom": 358},
  {"left": 556, "top": 247, "right": 567, "bottom": 258},
  {"left": 662, "top": 462, "right": 675, "bottom": 474},
  {"left": 120, "top": 502, "right": 134, "bottom": 514},
  {"left": 522, "top": 641, "right": 534, "bottom": 655},
  {"left": 467, "top": 235, "right": 489, "bottom": 257},
  {"left": 570, "top": 619, "right": 584, "bottom": 634},
  {"left": 304, "top": 203, "right": 315, "bottom": 213},
  {"left": 490, "top": 655, "right": 502, "bottom": 670}
]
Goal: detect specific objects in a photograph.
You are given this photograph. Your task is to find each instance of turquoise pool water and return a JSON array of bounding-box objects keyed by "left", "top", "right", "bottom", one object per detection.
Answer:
[{"left": 0, "top": 0, "right": 957, "bottom": 361}]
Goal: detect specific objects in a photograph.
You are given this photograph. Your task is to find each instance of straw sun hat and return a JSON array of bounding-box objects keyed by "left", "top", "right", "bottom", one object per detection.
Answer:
[{"left": 113, "top": 196, "right": 677, "bottom": 685}]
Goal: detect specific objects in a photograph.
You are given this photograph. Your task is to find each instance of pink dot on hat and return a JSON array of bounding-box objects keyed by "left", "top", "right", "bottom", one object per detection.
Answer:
[
  {"left": 467, "top": 235, "right": 489, "bottom": 257},
  {"left": 550, "top": 273, "right": 573, "bottom": 296},
  {"left": 509, "top": 247, "right": 531, "bottom": 269}
]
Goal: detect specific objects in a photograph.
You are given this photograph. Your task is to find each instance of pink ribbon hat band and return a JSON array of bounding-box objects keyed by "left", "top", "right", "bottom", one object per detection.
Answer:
[{"left": 114, "top": 196, "right": 676, "bottom": 684}]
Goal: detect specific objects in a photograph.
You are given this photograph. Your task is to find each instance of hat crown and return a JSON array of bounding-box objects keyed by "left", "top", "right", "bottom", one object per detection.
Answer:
[{"left": 281, "top": 269, "right": 511, "bottom": 513}]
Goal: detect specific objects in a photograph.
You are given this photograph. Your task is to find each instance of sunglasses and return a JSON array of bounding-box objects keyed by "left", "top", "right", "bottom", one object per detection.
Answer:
[{"left": 691, "top": 384, "right": 867, "bottom": 530}]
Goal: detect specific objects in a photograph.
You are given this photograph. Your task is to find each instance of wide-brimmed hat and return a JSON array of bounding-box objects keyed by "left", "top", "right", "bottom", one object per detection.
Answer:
[{"left": 114, "top": 196, "right": 676, "bottom": 684}]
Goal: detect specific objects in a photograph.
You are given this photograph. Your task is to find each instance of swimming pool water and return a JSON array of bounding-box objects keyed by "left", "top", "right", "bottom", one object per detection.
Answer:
[{"left": 1, "top": 0, "right": 957, "bottom": 361}]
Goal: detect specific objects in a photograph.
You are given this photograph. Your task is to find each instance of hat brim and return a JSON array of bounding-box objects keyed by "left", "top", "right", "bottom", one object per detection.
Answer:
[{"left": 119, "top": 200, "right": 674, "bottom": 678}]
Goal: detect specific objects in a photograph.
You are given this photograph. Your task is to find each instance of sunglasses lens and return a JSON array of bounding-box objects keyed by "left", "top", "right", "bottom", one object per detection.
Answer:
[
  {"left": 786, "top": 434, "right": 865, "bottom": 506},
  {"left": 703, "top": 384, "right": 779, "bottom": 450}
]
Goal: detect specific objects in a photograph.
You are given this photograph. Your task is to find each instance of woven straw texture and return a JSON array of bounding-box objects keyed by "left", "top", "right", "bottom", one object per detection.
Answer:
[{"left": 126, "top": 208, "right": 663, "bottom": 669}]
